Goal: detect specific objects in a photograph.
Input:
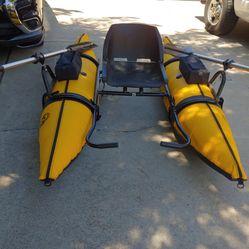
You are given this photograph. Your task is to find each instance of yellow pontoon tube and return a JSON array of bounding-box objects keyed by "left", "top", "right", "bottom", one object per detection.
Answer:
[
  {"left": 162, "top": 36, "right": 247, "bottom": 186},
  {"left": 39, "top": 34, "right": 117, "bottom": 185}
]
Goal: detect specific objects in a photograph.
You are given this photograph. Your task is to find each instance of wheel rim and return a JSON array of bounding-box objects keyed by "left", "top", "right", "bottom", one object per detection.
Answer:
[{"left": 207, "top": 0, "right": 223, "bottom": 26}]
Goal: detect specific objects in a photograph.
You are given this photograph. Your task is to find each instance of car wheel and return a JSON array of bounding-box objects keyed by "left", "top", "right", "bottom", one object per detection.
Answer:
[{"left": 204, "top": 0, "right": 238, "bottom": 35}]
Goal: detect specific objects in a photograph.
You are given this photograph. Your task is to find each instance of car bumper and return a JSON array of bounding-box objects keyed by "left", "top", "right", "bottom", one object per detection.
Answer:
[{"left": 0, "top": 28, "right": 44, "bottom": 47}]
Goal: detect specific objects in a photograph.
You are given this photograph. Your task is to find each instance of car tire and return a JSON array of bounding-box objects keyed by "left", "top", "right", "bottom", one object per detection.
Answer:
[{"left": 204, "top": 0, "right": 238, "bottom": 35}]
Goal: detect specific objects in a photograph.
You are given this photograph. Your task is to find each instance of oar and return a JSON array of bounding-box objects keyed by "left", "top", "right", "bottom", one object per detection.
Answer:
[
  {"left": 164, "top": 44, "right": 249, "bottom": 73},
  {"left": 0, "top": 42, "right": 97, "bottom": 73}
]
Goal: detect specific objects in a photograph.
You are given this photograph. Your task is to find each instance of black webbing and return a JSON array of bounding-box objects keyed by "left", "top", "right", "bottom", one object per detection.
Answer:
[
  {"left": 80, "top": 54, "right": 99, "bottom": 67},
  {"left": 175, "top": 96, "right": 218, "bottom": 114},
  {"left": 163, "top": 57, "right": 180, "bottom": 67},
  {"left": 43, "top": 92, "right": 97, "bottom": 112}
]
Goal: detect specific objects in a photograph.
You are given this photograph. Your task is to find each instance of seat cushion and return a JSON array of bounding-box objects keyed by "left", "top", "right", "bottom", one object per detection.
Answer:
[{"left": 105, "top": 61, "right": 165, "bottom": 88}]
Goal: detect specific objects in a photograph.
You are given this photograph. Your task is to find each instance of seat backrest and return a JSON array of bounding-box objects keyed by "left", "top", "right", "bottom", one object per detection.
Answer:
[{"left": 103, "top": 23, "right": 164, "bottom": 63}]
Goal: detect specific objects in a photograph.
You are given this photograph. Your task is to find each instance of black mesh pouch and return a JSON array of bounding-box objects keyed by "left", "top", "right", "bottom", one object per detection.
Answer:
[{"left": 55, "top": 51, "right": 82, "bottom": 81}]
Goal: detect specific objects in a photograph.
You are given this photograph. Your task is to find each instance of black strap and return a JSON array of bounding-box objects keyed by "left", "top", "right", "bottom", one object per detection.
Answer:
[
  {"left": 43, "top": 92, "right": 97, "bottom": 112},
  {"left": 163, "top": 57, "right": 180, "bottom": 67},
  {"left": 175, "top": 96, "right": 218, "bottom": 114},
  {"left": 80, "top": 54, "right": 99, "bottom": 67},
  {"left": 41, "top": 65, "right": 56, "bottom": 94}
]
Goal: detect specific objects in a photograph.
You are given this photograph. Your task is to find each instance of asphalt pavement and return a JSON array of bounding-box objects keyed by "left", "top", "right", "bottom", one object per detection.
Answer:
[{"left": 1, "top": 0, "right": 249, "bottom": 248}]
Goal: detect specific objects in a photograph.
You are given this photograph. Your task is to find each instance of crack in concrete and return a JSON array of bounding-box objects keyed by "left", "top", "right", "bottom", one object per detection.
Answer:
[
  {"left": 0, "top": 127, "right": 38, "bottom": 133},
  {"left": 97, "top": 125, "right": 158, "bottom": 133}
]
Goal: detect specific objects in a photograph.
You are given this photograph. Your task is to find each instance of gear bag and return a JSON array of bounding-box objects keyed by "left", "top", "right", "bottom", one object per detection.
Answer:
[{"left": 55, "top": 51, "right": 82, "bottom": 81}]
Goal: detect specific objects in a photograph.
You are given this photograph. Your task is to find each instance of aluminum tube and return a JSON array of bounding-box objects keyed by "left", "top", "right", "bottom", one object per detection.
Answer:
[
  {"left": 164, "top": 45, "right": 249, "bottom": 73},
  {"left": 0, "top": 49, "right": 68, "bottom": 73},
  {"left": 0, "top": 42, "right": 95, "bottom": 73}
]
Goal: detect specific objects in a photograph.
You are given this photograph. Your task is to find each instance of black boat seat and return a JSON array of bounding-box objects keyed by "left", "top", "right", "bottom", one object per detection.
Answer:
[{"left": 102, "top": 23, "right": 167, "bottom": 88}]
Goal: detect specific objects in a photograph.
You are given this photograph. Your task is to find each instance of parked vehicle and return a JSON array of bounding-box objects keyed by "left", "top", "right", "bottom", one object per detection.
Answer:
[
  {"left": 0, "top": 0, "right": 44, "bottom": 47},
  {"left": 202, "top": 0, "right": 249, "bottom": 35}
]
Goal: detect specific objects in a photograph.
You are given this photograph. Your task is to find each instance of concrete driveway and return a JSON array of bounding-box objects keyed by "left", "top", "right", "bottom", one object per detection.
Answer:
[{"left": 1, "top": 0, "right": 249, "bottom": 248}]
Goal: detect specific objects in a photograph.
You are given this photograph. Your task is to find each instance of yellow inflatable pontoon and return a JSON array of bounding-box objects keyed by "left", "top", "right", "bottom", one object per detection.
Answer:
[
  {"left": 162, "top": 36, "right": 247, "bottom": 186},
  {"left": 39, "top": 34, "right": 117, "bottom": 185},
  {"left": 1, "top": 23, "right": 247, "bottom": 187},
  {"left": 37, "top": 24, "right": 248, "bottom": 187}
]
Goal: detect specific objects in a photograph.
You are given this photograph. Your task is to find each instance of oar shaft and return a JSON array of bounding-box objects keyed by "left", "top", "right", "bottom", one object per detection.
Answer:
[
  {"left": 0, "top": 57, "right": 35, "bottom": 72},
  {"left": 164, "top": 45, "right": 249, "bottom": 73},
  {"left": 0, "top": 49, "right": 67, "bottom": 73},
  {"left": 0, "top": 42, "right": 96, "bottom": 73},
  {"left": 37, "top": 49, "right": 68, "bottom": 60}
]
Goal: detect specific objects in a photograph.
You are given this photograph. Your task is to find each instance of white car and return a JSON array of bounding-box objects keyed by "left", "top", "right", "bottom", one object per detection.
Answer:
[{"left": 202, "top": 0, "right": 249, "bottom": 35}]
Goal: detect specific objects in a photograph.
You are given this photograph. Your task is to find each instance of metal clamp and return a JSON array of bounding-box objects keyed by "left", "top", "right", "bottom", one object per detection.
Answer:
[
  {"left": 223, "top": 59, "right": 234, "bottom": 71},
  {"left": 237, "top": 179, "right": 244, "bottom": 189},
  {"left": 32, "top": 52, "right": 46, "bottom": 65}
]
